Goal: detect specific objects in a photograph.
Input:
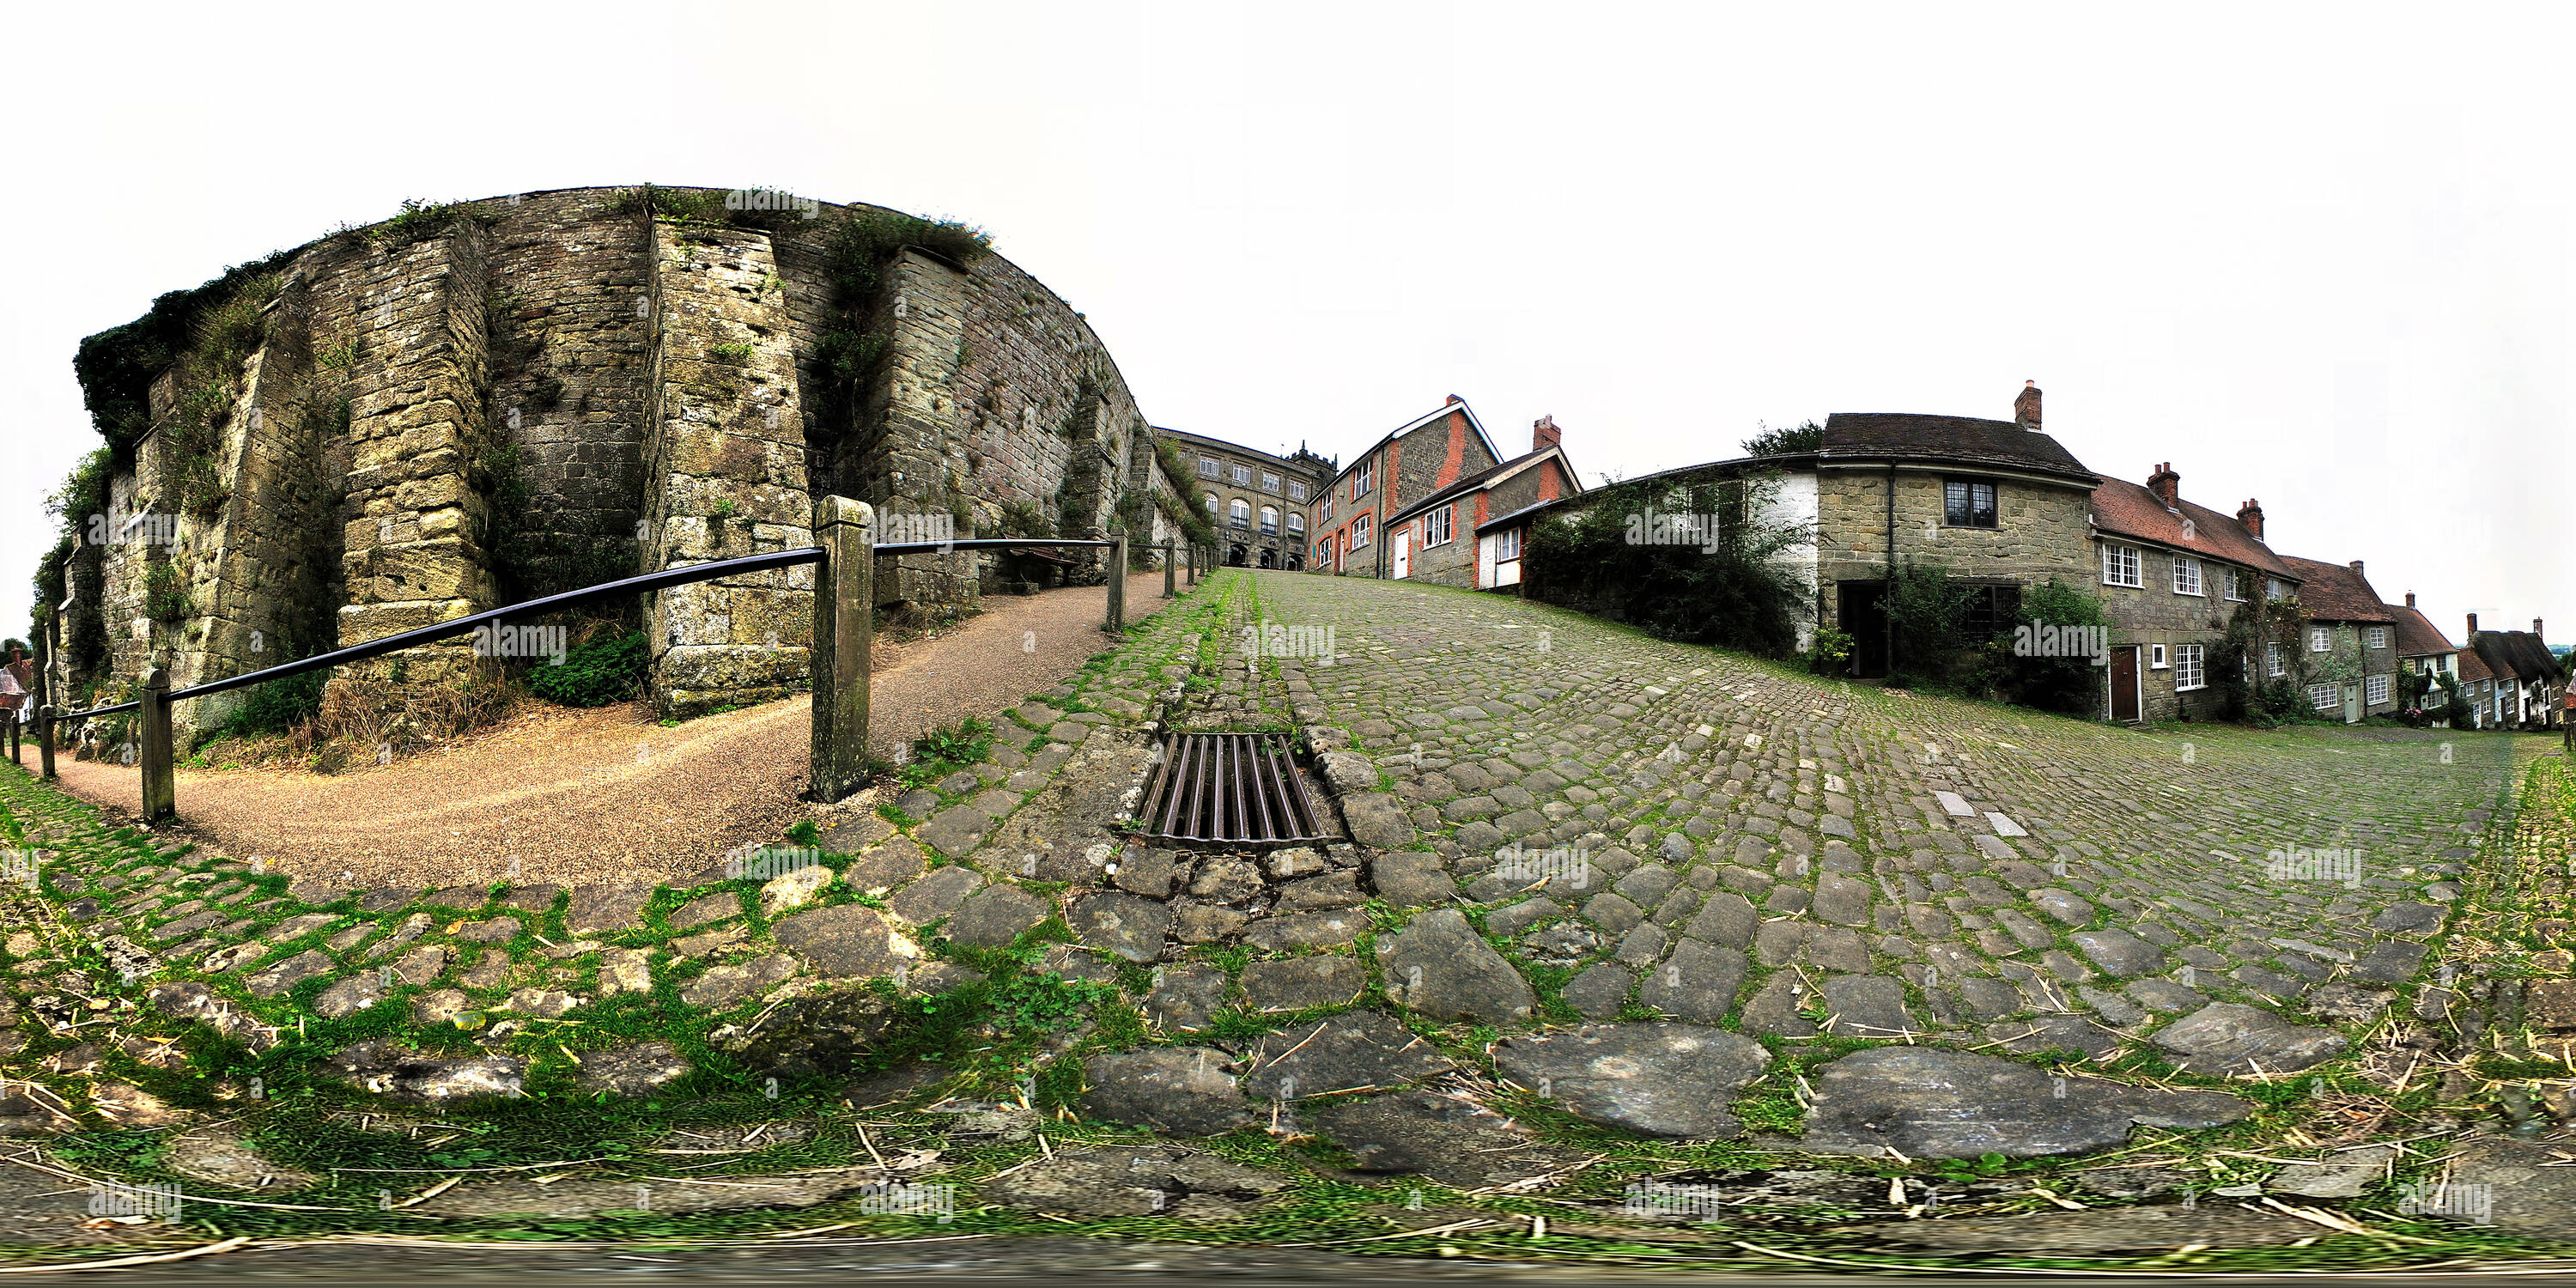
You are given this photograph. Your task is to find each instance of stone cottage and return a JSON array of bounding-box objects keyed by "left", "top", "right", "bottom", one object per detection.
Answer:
[
  {"left": 1309, "top": 397, "right": 1502, "bottom": 579},
  {"left": 2275, "top": 557, "right": 2399, "bottom": 723},
  {"left": 2087, "top": 465, "right": 2299, "bottom": 724},
  {"left": 2464, "top": 616, "right": 2564, "bottom": 730},
  {"left": 1382, "top": 415, "right": 1583, "bottom": 591}
]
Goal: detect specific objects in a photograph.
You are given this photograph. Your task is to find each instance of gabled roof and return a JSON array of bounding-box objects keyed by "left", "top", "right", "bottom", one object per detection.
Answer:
[
  {"left": 2470, "top": 629, "right": 2564, "bottom": 683},
  {"left": 2458, "top": 647, "right": 2496, "bottom": 683},
  {"left": 1819, "top": 413, "right": 2096, "bottom": 483},
  {"left": 1387, "top": 446, "right": 1582, "bottom": 526},
  {"left": 2277, "top": 556, "right": 2396, "bottom": 623},
  {"left": 1327, "top": 399, "right": 1503, "bottom": 493},
  {"left": 2090, "top": 477, "right": 2297, "bottom": 579},
  {"left": 2385, "top": 603, "right": 2458, "bottom": 659}
]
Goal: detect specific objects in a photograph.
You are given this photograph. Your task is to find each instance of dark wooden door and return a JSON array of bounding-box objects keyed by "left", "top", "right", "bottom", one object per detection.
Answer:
[
  {"left": 2111, "top": 646, "right": 2141, "bottom": 721},
  {"left": 1838, "top": 581, "right": 1888, "bottom": 677}
]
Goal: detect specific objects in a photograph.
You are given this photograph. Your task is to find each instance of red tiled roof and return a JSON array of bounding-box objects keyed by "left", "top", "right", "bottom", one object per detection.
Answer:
[
  {"left": 2090, "top": 478, "right": 2298, "bottom": 579},
  {"left": 2385, "top": 603, "right": 2458, "bottom": 658},
  {"left": 2277, "top": 556, "right": 2396, "bottom": 623}
]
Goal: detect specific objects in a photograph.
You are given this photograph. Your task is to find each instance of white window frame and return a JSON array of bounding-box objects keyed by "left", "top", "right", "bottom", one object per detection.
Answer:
[
  {"left": 2310, "top": 627, "right": 2331, "bottom": 653},
  {"left": 2366, "top": 626, "right": 2387, "bottom": 649},
  {"left": 1288, "top": 481, "right": 1307, "bottom": 502},
  {"left": 1198, "top": 456, "right": 1220, "bottom": 479},
  {"left": 2226, "top": 568, "right": 2247, "bottom": 602},
  {"left": 1230, "top": 499, "right": 1251, "bottom": 529},
  {"left": 2175, "top": 644, "right": 2206, "bottom": 691},
  {"left": 1204, "top": 492, "right": 1218, "bottom": 516},
  {"left": 1259, "top": 505, "right": 1279, "bottom": 535},
  {"left": 2172, "top": 556, "right": 2202, "bottom": 597},
  {"left": 1285, "top": 512, "right": 1303, "bottom": 536},
  {"left": 1262, "top": 471, "right": 1280, "bottom": 495},
  {"left": 1352, "top": 460, "right": 1375, "bottom": 499},
  {"left": 2366, "top": 673, "right": 2390, "bottom": 705},
  {"left": 1495, "top": 526, "right": 1522, "bottom": 561},
  {"left": 1425, "top": 506, "right": 1454, "bottom": 547},
  {"left": 2148, "top": 643, "right": 2168, "bottom": 670},
  {"left": 1352, "top": 514, "right": 1372, "bottom": 549},
  {"left": 2311, "top": 683, "right": 2340, "bottom": 712},
  {"left": 2102, "top": 544, "right": 2142, "bottom": 588},
  {"left": 2267, "top": 578, "right": 2288, "bottom": 600},
  {"left": 1231, "top": 464, "right": 1252, "bottom": 486},
  {"left": 1321, "top": 495, "right": 1334, "bottom": 521},
  {"left": 2266, "top": 642, "right": 2285, "bottom": 677}
]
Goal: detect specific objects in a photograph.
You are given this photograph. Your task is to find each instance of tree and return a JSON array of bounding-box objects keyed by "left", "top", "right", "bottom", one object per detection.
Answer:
[{"left": 1741, "top": 419, "right": 1824, "bottom": 458}]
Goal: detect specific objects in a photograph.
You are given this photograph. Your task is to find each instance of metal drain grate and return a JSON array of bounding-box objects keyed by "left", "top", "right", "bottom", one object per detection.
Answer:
[{"left": 1136, "top": 732, "right": 1339, "bottom": 847}]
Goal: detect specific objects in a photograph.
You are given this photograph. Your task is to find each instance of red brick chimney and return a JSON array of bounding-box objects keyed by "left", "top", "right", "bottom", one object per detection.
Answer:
[
  {"left": 2467, "top": 612, "right": 2479, "bottom": 636},
  {"left": 2014, "top": 380, "right": 2042, "bottom": 432},
  {"left": 2237, "top": 499, "right": 2264, "bottom": 541},
  {"left": 2146, "top": 462, "right": 2180, "bottom": 509},
  {"left": 2536, "top": 617, "right": 2545, "bottom": 640},
  {"left": 2405, "top": 592, "right": 2416, "bottom": 609},
  {"left": 1532, "top": 415, "right": 1561, "bottom": 453}
]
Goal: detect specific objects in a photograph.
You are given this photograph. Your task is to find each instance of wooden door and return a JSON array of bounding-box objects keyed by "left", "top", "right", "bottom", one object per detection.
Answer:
[
  {"left": 1393, "top": 532, "right": 1411, "bottom": 580},
  {"left": 2111, "top": 647, "right": 2141, "bottom": 721}
]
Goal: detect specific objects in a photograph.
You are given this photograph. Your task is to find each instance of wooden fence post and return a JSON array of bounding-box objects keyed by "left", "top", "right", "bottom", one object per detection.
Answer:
[
  {"left": 1106, "top": 538, "right": 1127, "bottom": 633},
  {"left": 1163, "top": 543, "right": 1176, "bottom": 598},
  {"left": 809, "top": 497, "right": 875, "bottom": 804},
  {"left": 37, "top": 706, "right": 54, "bottom": 780},
  {"left": 140, "top": 666, "right": 174, "bottom": 823}
]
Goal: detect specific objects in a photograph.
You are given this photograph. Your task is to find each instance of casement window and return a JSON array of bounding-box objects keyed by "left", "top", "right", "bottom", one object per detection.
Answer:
[
  {"left": 2172, "top": 556, "right": 2203, "bottom": 597},
  {"left": 2176, "top": 644, "right": 2206, "bottom": 691},
  {"left": 1285, "top": 512, "right": 1303, "bottom": 536},
  {"left": 2149, "top": 643, "right": 2169, "bottom": 670},
  {"left": 1352, "top": 460, "right": 1375, "bottom": 500},
  {"left": 1961, "top": 585, "right": 2021, "bottom": 638},
  {"left": 1262, "top": 471, "right": 1280, "bottom": 495},
  {"left": 1204, "top": 493, "right": 1218, "bottom": 516},
  {"left": 1198, "top": 456, "right": 1220, "bottom": 479},
  {"left": 1260, "top": 506, "right": 1279, "bottom": 535},
  {"left": 2227, "top": 569, "right": 2248, "bottom": 601},
  {"left": 1230, "top": 500, "right": 1251, "bottom": 529},
  {"left": 2311, "top": 683, "right": 2340, "bottom": 712},
  {"left": 1943, "top": 478, "right": 1999, "bottom": 528},
  {"left": 2266, "top": 642, "right": 2285, "bottom": 677},
  {"left": 1321, "top": 495, "right": 1334, "bottom": 521},
  {"left": 1352, "top": 515, "right": 1372, "bottom": 549},
  {"left": 2366, "top": 627, "right": 2388, "bottom": 649},
  {"left": 1288, "top": 481, "right": 1307, "bottom": 502},
  {"left": 2102, "top": 544, "right": 2142, "bottom": 587},
  {"left": 2267, "top": 578, "right": 2289, "bottom": 600},
  {"left": 1231, "top": 464, "right": 1252, "bottom": 485},
  {"left": 2310, "top": 627, "right": 2331, "bottom": 653},
  {"left": 1425, "top": 506, "right": 1455, "bottom": 547},
  {"left": 1496, "top": 526, "right": 1522, "bottom": 561},
  {"left": 2366, "top": 673, "right": 2390, "bottom": 705}
]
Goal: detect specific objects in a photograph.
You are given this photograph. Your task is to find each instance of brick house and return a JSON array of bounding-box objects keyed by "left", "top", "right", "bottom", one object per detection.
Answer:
[
  {"left": 1158, "top": 427, "right": 1334, "bottom": 568},
  {"left": 1382, "top": 415, "right": 1583, "bottom": 591},
  {"left": 1309, "top": 397, "right": 1502, "bottom": 579},
  {"left": 2465, "top": 616, "right": 2565, "bottom": 730},
  {"left": 2275, "top": 557, "right": 2399, "bottom": 722},
  {"left": 2088, "top": 465, "right": 2300, "bottom": 723},
  {"left": 2385, "top": 592, "right": 2464, "bottom": 722},
  {"left": 1815, "top": 383, "right": 2099, "bottom": 678}
]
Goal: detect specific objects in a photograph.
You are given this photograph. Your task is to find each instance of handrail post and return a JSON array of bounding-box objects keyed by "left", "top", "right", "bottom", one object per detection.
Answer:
[
  {"left": 1163, "top": 543, "right": 1176, "bottom": 598},
  {"left": 37, "top": 706, "right": 54, "bottom": 780},
  {"left": 809, "top": 497, "right": 875, "bottom": 804},
  {"left": 1106, "top": 537, "right": 1127, "bottom": 633},
  {"left": 139, "top": 666, "right": 174, "bottom": 823},
  {"left": 6, "top": 710, "right": 15, "bottom": 765}
]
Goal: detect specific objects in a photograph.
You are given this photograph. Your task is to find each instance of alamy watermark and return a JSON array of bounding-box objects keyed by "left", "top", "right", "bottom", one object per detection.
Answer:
[
  {"left": 2397, "top": 1180, "right": 2492, "bottom": 1224},
  {"left": 471, "top": 622, "right": 567, "bottom": 666},
  {"left": 725, "top": 186, "right": 818, "bottom": 220},
  {"left": 86, "top": 507, "right": 179, "bottom": 547},
  {"left": 1236, "top": 617, "right": 1338, "bottom": 666},
  {"left": 2012, "top": 622, "right": 2111, "bottom": 666},
  {"left": 881, "top": 512, "right": 957, "bottom": 551},
  {"left": 88, "top": 1181, "right": 182, "bottom": 1220},
  {"left": 2265, "top": 846, "right": 2363, "bottom": 889},
  {"left": 1622, "top": 1181, "right": 1724, "bottom": 1223},
  {"left": 1623, "top": 507, "right": 1725, "bottom": 554},
  {"left": 852, "top": 1182, "right": 955, "bottom": 1223},
  {"left": 723, "top": 841, "right": 823, "bottom": 882},
  {"left": 1492, "top": 841, "right": 1590, "bottom": 890}
]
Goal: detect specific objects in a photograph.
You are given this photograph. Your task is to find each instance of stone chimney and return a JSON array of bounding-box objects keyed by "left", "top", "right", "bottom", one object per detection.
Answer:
[
  {"left": 2237, "top": 499, "right": 2264, "bottom": 542},
  {"left": 2014, "top": 380, "right": 2043, "bottom": 431},
  {"left": 2537, "top": 617, "right": 2546, "bottom": 640},
  {"left": 2405, "top": 592, "right": 2416, "bottom": 609},
  {"left": 1532, "top": 415, "right": 1561, "bottom": 453},
  {"left": 2146, "top": 462, "right": 2180, "bottom": 510},
  {"left": 2348, "top": 560, "right": 2364, "bottom": 577},
  {"left": 2468, "top": 612, "right": 2479, "bottom": 637}
]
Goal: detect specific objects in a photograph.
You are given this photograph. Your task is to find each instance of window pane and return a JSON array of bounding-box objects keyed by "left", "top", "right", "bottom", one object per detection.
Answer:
[
  {"left": 1946, "top": 480, "right": 1971, "bottom": 526},
  {"left": 1972, "top": 483, "right": 1996, "bottom": 526}
]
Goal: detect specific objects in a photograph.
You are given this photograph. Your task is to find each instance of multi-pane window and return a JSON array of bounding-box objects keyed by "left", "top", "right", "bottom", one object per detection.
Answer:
[
  {"left": 2312, "top": 683, "right": 2340, "bottom": 712},
  {"left": 1231, "top": 464, "right": 1252, "bottom": 485},
  {"left": 1230, "top": 500, "right": 1251, "bottom": 529},
  {"left": 1285, "top": 512, "right": 1303, "bottom": 535},
  {"left": 2175, "top": 644, "right": 2205, "bottom": 691},
  {"left": 1261, "top": 471, "right": 1280, "bottom": 495},
  {"left": 1260, "top": 506, "right": 1279, "bottom": 535},
  {"left": 1961, "top": 585, "right": 2021, "bottom": 638},
  {"left": 2266, "top": 642, "right": 2285, "bottom": 677},
  {"left": 2268, "top": 578, "right": 2289, "bottom": 600},
  {"left": 2172, "top": 556, "right": 2202, "bottom": 596},
  {"left": 2102, "top": 544, "right": 2142, "bottom": 587},
  {"left": 1495, "top": 526, "right": 1522, "bottom": 561},
  {"left": 2227, "top": 569, "right": 2248, "bottom": 601},
  {"left": 1352, "top": 515, "right": 1372, "bottom": 548},
  {"left": 1198, "top": 456, "right": 1220, "bottom": 479},
  {"left": 2366, "top": 673, "right": 2391, "bottom": 705},
  {"left": 1352, "top": 460, "right": 1375, "bottom": 499},
  {"left": 1943, "top": 479, "right": 1998, "bottom": 527},
  {"left": 1321, "top": 495, "right": 1334, "bottom": 521},
  {"left": 1425, "top": 506, "right": 1454, "bottom": 547},
  {"left": 2310, "top": 627, "right": 2331, "bottom": 653},
  {"left": 1204, "top": 492, "right": 1218, "bottom": 516},
  {"left": 2366, "top": 627, "right": 2388, "bottom": 649},
  {"left": 1288, "top": 481, "right": 1307, "bottom": 502}
]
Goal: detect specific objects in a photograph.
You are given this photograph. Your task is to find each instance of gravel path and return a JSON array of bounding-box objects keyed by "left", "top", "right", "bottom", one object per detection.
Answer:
[{"left": 47, "top": 572, "right": 1176, "bottom": 888}]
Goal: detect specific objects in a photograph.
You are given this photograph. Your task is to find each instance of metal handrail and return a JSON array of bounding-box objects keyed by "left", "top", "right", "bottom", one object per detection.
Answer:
[{"left": 47, "top": 535, "right": 1151, "bottom": 724}]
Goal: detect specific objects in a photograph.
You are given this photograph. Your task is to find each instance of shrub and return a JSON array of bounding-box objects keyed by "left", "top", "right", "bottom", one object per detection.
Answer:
[
  {"left": 1989, "top": 577, "right": 2109, "bottom": 714},
  {"left": 527, "top": 629, "right": 649, "bottom": 708},
  {"left": 1523, "top": 466, "right": 1811, "bottom": 657},
  {"left": 1741, "top": 419, "right": 1824, "bottom": 457},
  {"left": 1801, "top": 626, "right": 1854, "bottom": 676}
]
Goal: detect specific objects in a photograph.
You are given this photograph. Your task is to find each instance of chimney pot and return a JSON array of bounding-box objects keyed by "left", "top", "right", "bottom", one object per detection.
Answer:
[
  {"left": 2237, "top": 498, "right": 2265, "bottom": 541},
  {"left": 2406, "top": 592, "right": 2416, "bottom": 609},
  {"left": 2146, "top": 462, "right": 2181, "bottom": 509},
  {"left": 2348, "top": 559, "right": 2363, "bottom": 576},
  {"left": 1532, "top": 415, "right": 1561, "bottom": 453},
  {"left": 2468, "top": 612, "right": 2479, "bottom": 635},
  {"left": 2014, "top": 382, "right": 2044, "bottom": 432},
  {"left": 2536, "top": 617, "right": 2545, "bottom": 639}
]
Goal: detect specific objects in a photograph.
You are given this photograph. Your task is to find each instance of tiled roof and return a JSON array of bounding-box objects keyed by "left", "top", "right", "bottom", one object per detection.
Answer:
[
  {"left": 2385, "top": 603, "right": 2458, "bottom": 658},
  {"left": 1388, "top": 447, "right": 1578, "bottom": 525},
  {"left": 1820, "top": 413, "right": 2096, "bottom": 482},
  {"left": 2090, "top": 477, "right": 2297, "bottom": 578},
  {"left": 2470, "top": 629, "right": 2564, "bottom": 683},
  {"left": 2277, "top": 556, "right": 2396, "bottom": 623}
]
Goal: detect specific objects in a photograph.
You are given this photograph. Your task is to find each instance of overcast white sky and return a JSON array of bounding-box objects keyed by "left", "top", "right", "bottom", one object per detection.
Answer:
[{"left": 5, "top": 2, "right": 2569, "bottom": 649}]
